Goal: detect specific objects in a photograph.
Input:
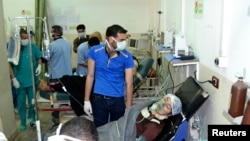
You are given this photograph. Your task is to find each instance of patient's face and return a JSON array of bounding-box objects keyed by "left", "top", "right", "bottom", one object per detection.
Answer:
[{"left": 156, "top": 97, "right": 172, "bottom": 116}]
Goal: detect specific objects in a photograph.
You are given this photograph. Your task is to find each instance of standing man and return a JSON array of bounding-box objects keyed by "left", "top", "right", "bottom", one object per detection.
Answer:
[
  {"left": 76, "top": 36, "right": 101, "bottom": 76},
  {"left": 73, "top": 24, "right": 88, "bottom": 53},
  {"left": 84, "top": 24, "right": 134, "bottom": 127},
  {"left": 44, "top": 25, "right": 72, "bottom": 124},
  {"left": 9, "top": 29, "right": 42, "bottom": 131}
]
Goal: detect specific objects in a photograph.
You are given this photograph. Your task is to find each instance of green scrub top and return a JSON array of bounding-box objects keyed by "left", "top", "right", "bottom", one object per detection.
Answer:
[{"left": 12, "top": 43, "right": 42, "bottom": 87}]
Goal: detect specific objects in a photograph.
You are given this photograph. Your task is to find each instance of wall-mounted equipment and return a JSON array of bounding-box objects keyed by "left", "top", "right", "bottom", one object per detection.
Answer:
[
  {"left": 127, "top": 38, "right": 150, "bottom": 50},
  {"left": 161, "top": 29, "right": 174, "bottom": 49}
]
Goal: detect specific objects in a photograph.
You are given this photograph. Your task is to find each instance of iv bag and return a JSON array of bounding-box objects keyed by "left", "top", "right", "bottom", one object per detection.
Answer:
[{"left": 7, "top": 26, "right": 21, "bottom": 65}]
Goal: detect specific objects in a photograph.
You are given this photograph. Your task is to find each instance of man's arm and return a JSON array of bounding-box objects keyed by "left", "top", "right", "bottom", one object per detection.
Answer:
[
  {"left": 9, "top": 63, "right": 15, "bottom": 79},
  {"left": 84, "top": 58, "right": 95, "bottom": 101},
  {"left": 73, "top": 38, "right": 78, "bottom": 53},
  {"left": 125, "top": 68, "right": 134, "bottom": 109}
]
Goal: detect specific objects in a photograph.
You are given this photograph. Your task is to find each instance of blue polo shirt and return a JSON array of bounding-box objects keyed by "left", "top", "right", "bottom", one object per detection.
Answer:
[
  {"left": 76, "top": 41, "right": 89, "bottom": 76},
  {"left": 88, "top": 43, "right": 134, "bottom": 97}
]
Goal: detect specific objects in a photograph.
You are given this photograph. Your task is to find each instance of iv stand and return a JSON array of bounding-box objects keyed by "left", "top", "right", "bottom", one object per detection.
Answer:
[{"left": 10, "top": 16, "right": 48, "bottom": 141}]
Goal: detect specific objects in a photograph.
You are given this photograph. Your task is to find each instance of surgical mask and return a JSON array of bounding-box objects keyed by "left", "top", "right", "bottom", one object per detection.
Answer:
[
  {"left": 149, "top": 101, "right": 165, "bottom": 112},
  {"left": 50, "top": 33, "right": 54, "bottom": 39},
  {"left": 112, "top": 37, "right": 126, "bottom": 51},
  {"left": 21, "top": 39, "right": 29, "bottom": 46},
  {"left": 78, "top": 32, "right": 86, "bottom": 38}
]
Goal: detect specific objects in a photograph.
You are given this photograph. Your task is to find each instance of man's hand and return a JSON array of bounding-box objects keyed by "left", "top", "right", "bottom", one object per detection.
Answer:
[
  {"left": 84, "top": 101, "right": 92, "bottom": 116},
  {"left": 12, "top": 78, "right": 20, "bottom": 89},
  {"left": 36, "top": 64, "right": 41, "bottom": 76}
]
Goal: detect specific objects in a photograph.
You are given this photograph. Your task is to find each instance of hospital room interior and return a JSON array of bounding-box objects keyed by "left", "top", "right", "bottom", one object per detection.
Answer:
[{"left": 0, "top": 0, "right": 250, "bottom": 141}]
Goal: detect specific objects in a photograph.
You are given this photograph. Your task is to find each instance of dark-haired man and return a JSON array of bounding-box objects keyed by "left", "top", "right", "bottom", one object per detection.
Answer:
[
  {"left": 76, "top": 37, "right": 100, "bottom": 76},
  {"left": 73, "top": 24, "right": 88, "bottom": 53},
  {"left": 84, "top": 24, "right": 135, "bottom": 127},
  {"left": 43, "top": 25, "right": 72, "bottom": 125}
]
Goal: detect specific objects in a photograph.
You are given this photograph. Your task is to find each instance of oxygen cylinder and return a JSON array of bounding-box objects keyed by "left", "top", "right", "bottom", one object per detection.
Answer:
[
  {"left": 228, "top": 77, "right": 248, "bottom": 118},
  {"left": 242, "top": 99, "right": 250, "bottom": 124}
]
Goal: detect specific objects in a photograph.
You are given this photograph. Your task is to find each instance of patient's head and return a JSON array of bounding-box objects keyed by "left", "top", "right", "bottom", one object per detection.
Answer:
[
  {"left": 48, "top": 116, "right": 98, "bottom": 141},
  {"left": 150, "top": 94, "right": 182, "bottom": 117},
  {"left": 38, "top": 79, "right": 50, "bottom": 91}
]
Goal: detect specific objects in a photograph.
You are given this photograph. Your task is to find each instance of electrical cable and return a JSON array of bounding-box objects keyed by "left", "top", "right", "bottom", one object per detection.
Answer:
[
  {"left": 168, "top": 58, "right": 176, "bottom": 94},
  {"left": 57, "top": 78, "right": 83, "bottom": 109}
]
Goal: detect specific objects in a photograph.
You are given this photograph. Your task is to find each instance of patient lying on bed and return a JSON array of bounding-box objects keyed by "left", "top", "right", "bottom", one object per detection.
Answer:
[
  {"left": 39, "top": 75, "right": 88, "bottom": 116},
  {"left": 97, "top": 94, "right": 182, "bottom": 141}
]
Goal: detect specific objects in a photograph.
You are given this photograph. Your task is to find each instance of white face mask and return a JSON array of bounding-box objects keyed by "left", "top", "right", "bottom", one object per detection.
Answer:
[
  {"left": 21, "top": 39, "right": 29, "bottom": 46},
  {"left": 112, "top": 37, "right": 126, "bottom": 51},
  {"left": 50, "top": 33, "right": 54, "bottom": 40},
  {"left": 78, "top": 32, "right": 86, "bottom": 38}
]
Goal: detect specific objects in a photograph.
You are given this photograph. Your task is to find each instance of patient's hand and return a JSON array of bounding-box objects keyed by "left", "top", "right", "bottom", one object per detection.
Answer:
[{"left": 38, "top": 79, "right": 50, "bottom": 91}]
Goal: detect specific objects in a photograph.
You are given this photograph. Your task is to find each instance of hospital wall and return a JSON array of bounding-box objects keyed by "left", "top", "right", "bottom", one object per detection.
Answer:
[
  {"left": 0, "top": 0, "right": 19, "bottom": 140},
  {"left": 1, "top": 0, "right": 250, "bottom": 140}
]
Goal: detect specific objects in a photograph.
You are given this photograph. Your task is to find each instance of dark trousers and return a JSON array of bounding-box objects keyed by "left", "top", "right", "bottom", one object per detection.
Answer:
[{"left": 92, "top": 94, "right": 125, "bottom": 127}]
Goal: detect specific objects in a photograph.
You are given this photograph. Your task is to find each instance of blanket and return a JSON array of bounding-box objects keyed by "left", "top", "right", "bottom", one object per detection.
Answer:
[{"left": 97, "top": 98, "right": 158, "bottom": 141}]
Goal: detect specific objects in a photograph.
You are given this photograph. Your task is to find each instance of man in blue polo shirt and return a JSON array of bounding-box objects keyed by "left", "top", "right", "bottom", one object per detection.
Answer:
[{"left": 84, "top": 24, "right": 134, "bottom": 127}]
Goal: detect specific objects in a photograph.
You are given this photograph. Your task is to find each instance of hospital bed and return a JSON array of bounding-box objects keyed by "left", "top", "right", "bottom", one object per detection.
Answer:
[{"left": 155, "top": 76, "right": 209, "bottom": 141}]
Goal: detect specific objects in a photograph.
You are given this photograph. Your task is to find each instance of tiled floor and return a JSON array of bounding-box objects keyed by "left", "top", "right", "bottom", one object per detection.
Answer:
[{"left": 13, "top": 103, "right": 75, "bottom": 141}]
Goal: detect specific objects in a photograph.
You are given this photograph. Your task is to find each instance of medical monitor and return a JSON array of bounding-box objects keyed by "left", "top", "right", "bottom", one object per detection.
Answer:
[
  {"left": 161, "top": 30, "right": 174, "bottom": 49},
  {"left": 174, "top": 33, "right": 189, "bottom": 58},
  {"left": 127, "top": 38, "right": 150, "bottom": 50}
]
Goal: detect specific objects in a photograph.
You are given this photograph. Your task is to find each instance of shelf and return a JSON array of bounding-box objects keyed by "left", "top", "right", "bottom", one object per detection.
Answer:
[
  {"left": 164, "top": 54, "right": 199, "bottom": 66},
  {"left": 223, "top": 109, "right": 243, "bottom": 125},
  {"left": 154, "top": 45, "right": 172, "bottom": 53}
]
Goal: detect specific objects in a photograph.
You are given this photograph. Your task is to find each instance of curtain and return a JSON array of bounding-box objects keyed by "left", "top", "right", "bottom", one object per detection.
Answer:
[
  {"left": 35, "top": 0, "right": 47, "bottom": 48},
  {"left": 35, "top": 0, "right": 50, "bottom": 79}
]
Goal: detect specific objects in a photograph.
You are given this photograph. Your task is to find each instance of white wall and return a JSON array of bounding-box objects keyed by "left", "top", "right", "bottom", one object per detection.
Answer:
[
  {"left": 163, "top": 0, "right": 250, "bottom": 139},
  {"left": 183, "top": 0, "right": 250, "bottom": 83},
  {"left": 0, "top": 0, "right": 19, "bottom": 140},
  {"left": 3, "top": 0, "right": 35, "bottom": 38},
  {"left": 47, "top": 0, "right": 152, "bottom": 34}
]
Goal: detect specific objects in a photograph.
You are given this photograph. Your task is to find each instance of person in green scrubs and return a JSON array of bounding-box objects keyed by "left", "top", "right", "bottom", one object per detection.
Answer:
[{"left": 9, "top": 28, "right": 42, "bottom": 131}]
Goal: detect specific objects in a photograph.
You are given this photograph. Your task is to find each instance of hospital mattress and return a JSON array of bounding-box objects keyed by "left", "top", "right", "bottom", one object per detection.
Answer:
[
  {"left": 133, "top": 56, "right": 154, "bottom": 92},
  {"left": 40, "top": 91, "right": 70, "bottom": 101}
]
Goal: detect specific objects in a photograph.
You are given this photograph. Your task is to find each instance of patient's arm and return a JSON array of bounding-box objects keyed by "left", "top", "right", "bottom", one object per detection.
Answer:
[
  {"left": 141, "top": 122, "right": 165, "bottom": 141},
  {"left": 38, "top": 79, "right": 63, "bottom": 92},
  {"left": 136, "top": 114, "right": 165, "bottom": 141},
  {"left": 38, "top": 75, "right": 86, "bottom": 93}
]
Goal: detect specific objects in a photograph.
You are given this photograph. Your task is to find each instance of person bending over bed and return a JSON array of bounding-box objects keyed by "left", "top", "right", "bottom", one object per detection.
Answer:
[
  {"left": 39, "top": 75, "right": 88, "bottom": 116},
  {"left": 97, "top": 93, "right": 182, "bottom": 141}
]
